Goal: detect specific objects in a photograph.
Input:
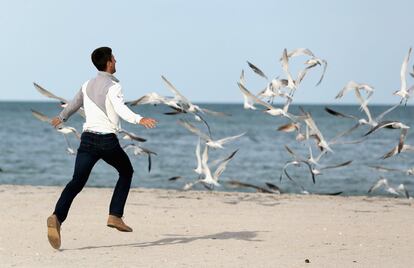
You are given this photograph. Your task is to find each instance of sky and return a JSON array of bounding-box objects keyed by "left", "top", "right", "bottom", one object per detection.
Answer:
[{"left": 1, "top": 0, "right": 414, "bottom": 104}]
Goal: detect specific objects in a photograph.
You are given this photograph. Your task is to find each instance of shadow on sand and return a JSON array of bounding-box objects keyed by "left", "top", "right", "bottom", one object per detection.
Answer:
[{"left": 63, "top": 230, "right": 265, "bottom": 251}]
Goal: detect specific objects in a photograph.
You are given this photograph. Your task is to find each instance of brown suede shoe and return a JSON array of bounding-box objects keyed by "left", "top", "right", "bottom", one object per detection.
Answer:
[
  {"left": 47, "top": 214, "right": 61, "bottom": 249},
  {"left": 107, "top": 215, "right": 133, "bottom": 232}
]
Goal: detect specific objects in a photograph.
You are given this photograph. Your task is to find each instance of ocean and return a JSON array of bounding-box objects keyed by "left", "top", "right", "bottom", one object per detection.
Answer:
[{"left": 0, "top": 101, "right": 413, "bottom": 196}]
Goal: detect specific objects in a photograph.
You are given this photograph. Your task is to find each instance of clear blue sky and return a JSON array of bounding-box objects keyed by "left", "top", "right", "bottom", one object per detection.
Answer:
[{"left": 1, "top": 0, "right": 414, "bottom": 104}]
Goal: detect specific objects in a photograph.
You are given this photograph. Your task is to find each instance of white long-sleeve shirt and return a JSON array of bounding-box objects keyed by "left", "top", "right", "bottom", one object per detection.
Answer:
[{"left": 58, "top": 71, "right": 143, "bottom": 134}]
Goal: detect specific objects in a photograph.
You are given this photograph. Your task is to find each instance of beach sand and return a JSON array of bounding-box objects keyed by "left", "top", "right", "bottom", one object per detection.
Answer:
[{"left": 0, "top": 184, "right": 413, "bottom": 268}]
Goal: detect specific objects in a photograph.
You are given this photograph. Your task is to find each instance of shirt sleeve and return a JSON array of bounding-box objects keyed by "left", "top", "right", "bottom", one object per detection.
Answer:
[
  {"left": 107, "top": 84, "right": 143, "bottom": 124},
  {"left": 58, "top": 88, "right": 83, "bottom": 122}
]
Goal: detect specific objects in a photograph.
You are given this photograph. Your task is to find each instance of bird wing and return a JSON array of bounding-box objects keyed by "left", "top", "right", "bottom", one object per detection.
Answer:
[
  {"left": 320, "top": 160, "right": 352, "bottom": 171},
  {"left": 354, "top": 89, "right": 373, "bottom": 123},
  {"left": 31, "top": 109, "right": 51, "bottom": 123},
  {"left": 33, "top": 82, "right": 68, "bottom": 103},
  {"left": 398, "top": 128, "right": 409, "bottom": 153},
  {"left": 246, "top": 61, "right": 268, "bottom": 80},
  {"left": 177, "top": 119, "right": 210, "bottom": 141},
  {"left": 375, "top": 103, "right": 400, "bottom": 122},
  {"left": 324, "top": 106, "right": 358, "bottom": 120},
  {"left": 368, "top": 177, "right": 388, "bottom": 193},
  {"left": 119, "top": 129, "right": 147, "bottom": 142},
  {"left": 368, "top": 165, "right": 404, "bottom": 173},
  {"left": 215, "top": 132, "right": 245, "bottom": 146},
  {"left": 364, "top": 121, "right": 397, "bottom": 136},
  {"left": 400, "top": 47, "right": 412, "bottom": 91},
  {"left": 237, "top": 82, "right": 275, "bottom": 110},
  {"left": 161, "top": 75, "right": 191, "bottom": 104},
  {"left": 286, "top": 48, "right": 315, "bottom": 58},
  {"left": 315, "top": 59, "right": 327, "bottom": 86},
  {"left": 213, "top": 149, "right": 238, "bottom": 180}
]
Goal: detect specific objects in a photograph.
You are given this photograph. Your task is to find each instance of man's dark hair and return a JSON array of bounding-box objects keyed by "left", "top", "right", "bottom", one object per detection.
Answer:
[{"left": 91, "top": 47, "right": 112, "bottom": 71}]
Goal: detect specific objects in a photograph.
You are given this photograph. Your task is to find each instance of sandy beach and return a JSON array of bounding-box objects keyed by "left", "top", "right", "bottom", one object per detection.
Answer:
[{"left": 0, "top": 184, "right": 413, "bottom": 268}]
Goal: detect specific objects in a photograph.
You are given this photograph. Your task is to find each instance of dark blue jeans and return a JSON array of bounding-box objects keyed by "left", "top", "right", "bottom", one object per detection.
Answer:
[{"left": 53, "top": 132, "right": 134, "bottom": 223}]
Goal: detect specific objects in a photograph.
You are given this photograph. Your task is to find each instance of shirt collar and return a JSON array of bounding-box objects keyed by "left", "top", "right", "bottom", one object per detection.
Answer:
[{"left": 98, "top": 71, "right": 119, "bottom": 83}]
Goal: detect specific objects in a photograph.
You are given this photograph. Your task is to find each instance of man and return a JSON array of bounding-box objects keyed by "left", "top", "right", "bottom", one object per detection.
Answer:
[{"left": 46, "top": 47, "right": 157, "bottom": 249}]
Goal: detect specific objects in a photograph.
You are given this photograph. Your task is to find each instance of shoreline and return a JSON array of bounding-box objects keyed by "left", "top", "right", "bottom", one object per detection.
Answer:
[
  {"left": 0, "top": 183, "right": 407, "bottom": 199},
  {"left": 0, "top": 184, "right": 413, "bottom": 267}
]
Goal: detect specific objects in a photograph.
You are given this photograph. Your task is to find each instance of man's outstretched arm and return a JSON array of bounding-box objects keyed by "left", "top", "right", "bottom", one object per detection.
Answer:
[
  {"left": 51, "top": 88, "right": 83, "bottom": 127},
  {"left": 108, "top": 84, "right": 157, "bottom": 129}
]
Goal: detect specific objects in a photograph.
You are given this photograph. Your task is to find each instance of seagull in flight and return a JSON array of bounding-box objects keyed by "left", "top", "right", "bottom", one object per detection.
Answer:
[
  {"left": 183, "top": 146, "right": 238, "bottom": 190},
  {"left": 33, "top": 82, "right": 86, "bottom": 118},
  {"left": 178, "top": 119, "right": 245, "bottom": 149},
  {"left": 123, "top": 143, "right": 157, "bottom": 172},
  {"left": 238, "top": 82, "right": 295, "bottom": 121},
  {"left": 368, "top": 177, "right": 410, "bottom": 198},
  {"left": 393, "top": 47, "right": 414, "bottom": 104}
]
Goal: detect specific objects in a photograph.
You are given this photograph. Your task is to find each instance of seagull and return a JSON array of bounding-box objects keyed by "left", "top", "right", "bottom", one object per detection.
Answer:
[
  {"left": 238, "top": 82, "right": 295, "bottom": 121},
  {"left": 281, "top": 145, "right": 352, "bottom": 184},
  {"left": 245, "top": 61, "right": 291, "bottom": 103},
  {"left": 33, "top": 82, "right": 86, "bottom": 118},
  {"left": 368, "top": 177, "right": 410, "bottom": 198},
  {"left": 301, "top": 110, "right": 333, "bottom": 152},
  {"left": 239, "top": 70, "right": 258, "bottom": 110},
  {"left": 161, "top": 75, "right": 227, "bottom": 117},
  {"left": 178, "top": 119, "right": 245, "bottom": 149},
  {"left": 285, "top": 48, "right": 315, "bottom": 58},
  {"left": 160, "top": 75, "right": 229, "bottom": 137},
  {"left": 125, "top": 92, "right": 181, "bottom": 110},
  {"left": 280, "top": 48, "right": 297, "bottom": 91},
  {"left": 123, "top": 143, "right": 157, "bottom": 172},
  {"left": 363, "top": 120, "right": 409, "bottom": 137},
  {"left": 393, "top": 47, "right": 413, "bottom": 104},
  {"left": 119, "top": 129, "right": 147, "bottom": 142},
  {"left": 335, "top": 80, "right": 374, "bottom": 101},
  {"left": 194, "top": 138, "right": 202, "bottom": 175},
  {"left": 31, "top": 109, "right": 81, "bottom": 153},
  {"left": 324, "top": 103, "right": 400, "bottom": 137},
  {"left": 283, "top": 48, "right": 327, "bottom": 86},
  {"left": 183, "top": 147, "right": 238, "bottom": 190},
  {"left": 380, "top": 143, "right": 414, "bottom": 159},
  {"left": 31, "top": 109, "right": 81, "bottom": 139},
  {"left": 303, "top": 57, "right": 328, "bottom": 86}
]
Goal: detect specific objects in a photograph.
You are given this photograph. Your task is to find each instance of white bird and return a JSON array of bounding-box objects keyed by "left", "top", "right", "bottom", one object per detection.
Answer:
[
  {"left": 126, "top": 92, "right": 181, "bottom": 110},
  {"left": 238, "top": 82, "right": 295, "bottom": 121},
  {"left": 178, "top": 119, "right": 245, "bottom": 149},
  {"left": 184, "top": 147, "right": 238, "bottom": 190},
  {"left": 324, "top": 103, "right": 400, "bottom": 138},
  {"left": 380, "top": 143, "right": 414, "bottom": 159},
  {"left": 285, "top": 48, "right": 315, "bottom": 58},
  {"left": 123, "top": 143, "right": 157, "bottom": 172},
  {"left": 245, "top": 61, "right": 291, "bottom": 102},
  {"left": 119, "top": 129, "right": 147, "bottom": 142},
  {"left": 303, "top": 57, "right": 328, "bottom": 86},
  {"left": 281, "top": 48, "right": 297, "bottom": 91},
  {"left": 363, "top": 120, "right": 410, "bottom": 137},
  {"left": 393, "top": 47, "right": 413, "bottom": 104},
  {"left": 368, "top": 177, "right": 410, "bottom": 198},
  {"left": 335, "top": 81, "right": 375, "bottom": 104},
  {"left": 33, "top": 82, "right": 86, "bottom": 118},
  {"left": 194, "top": 138, "right": 202, "bottom": 175},
  {"left": 301, "top": 110, "right": 333, "bottom": 152}
]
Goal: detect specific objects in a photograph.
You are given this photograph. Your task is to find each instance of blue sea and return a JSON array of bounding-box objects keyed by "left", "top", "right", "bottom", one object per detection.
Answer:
[{"left": 1, "top": 102, "right": 413, "bottom": 196}]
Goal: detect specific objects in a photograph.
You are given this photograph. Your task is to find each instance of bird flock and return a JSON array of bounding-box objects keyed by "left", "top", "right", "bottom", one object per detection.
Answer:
[{"left": 30, "top": 47, "right": 414, "bottom": 198}]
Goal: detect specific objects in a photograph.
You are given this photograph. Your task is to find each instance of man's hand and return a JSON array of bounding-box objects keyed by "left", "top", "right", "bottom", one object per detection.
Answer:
[
  {"left": 139, "top": 118, "right": 157, "bottom": 129},
  {"left": 51, "top": 117, "right": 63, "bottom": 128}
]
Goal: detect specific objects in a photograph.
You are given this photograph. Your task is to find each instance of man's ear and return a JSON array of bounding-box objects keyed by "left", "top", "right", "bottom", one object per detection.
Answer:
[{"left": 105, "top": 60, "right": 112, "bottom": 72}]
